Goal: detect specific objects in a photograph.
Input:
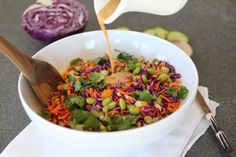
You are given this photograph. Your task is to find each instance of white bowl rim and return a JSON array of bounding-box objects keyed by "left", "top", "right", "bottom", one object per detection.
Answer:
[{"left": 18, "top": 30, "right": 199, "bottom": 136}]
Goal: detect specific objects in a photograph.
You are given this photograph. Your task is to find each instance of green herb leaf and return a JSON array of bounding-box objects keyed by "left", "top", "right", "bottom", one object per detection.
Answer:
[
  {"left": 93, "top": 54, "right": 109, "bottom": 64},
  {"left": 78, "top": 77, "right": 107, "bottom": 90},
  {"left": 74, "top": 80, "right": 82, "bottom": 92},
  {"left": 83, "top": 115, "right": 100, "bottom": 129},
  {"left": 88, "top": 72, "right": 105, "bottom": 83},
  {"left": 65, "top": 96, "right": 85, "bottom": 110},
  {"left": 71, "top": 109, "right": 100, "bottom": 130},
  {"left": 67, "top": 74, "right": 76, "bottom": 82},
  {"left": 40, "top": 111, "right": 51, "bottom": 119},
  {"left": 178, "top": 86, "right": 189, "bottom": 99},
  {"left": 71, "top": 110, "right": 88, "bottom": 123},
  {"left": 128, "top": 63, "right": 136, "bottom": 70},
  {"left": 139, "top": 89, "right": 153, "bottom": 103},
  {"left": 70, "top": 58, "right": 83, "bottom": 66},
  {"left": 115, "top": 49, "right": 133, "bottom": 63},
  {"left": 167, "top": 87, "right": 178, "bottom": 97},
  {"left": 110, "top": 115, "right": 136, "bottom": 131},
  {"left": 67, "top": 72, "right": 80, "bottom": 82}
]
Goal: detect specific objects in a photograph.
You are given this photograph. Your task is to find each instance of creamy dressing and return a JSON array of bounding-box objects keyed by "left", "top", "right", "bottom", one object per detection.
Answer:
[{"left": 97, "top": 0, "right": 121, "bottom": 73}]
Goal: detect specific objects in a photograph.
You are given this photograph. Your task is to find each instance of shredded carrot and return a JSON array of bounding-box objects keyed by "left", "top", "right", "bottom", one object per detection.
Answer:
[
  {"left": 157, "top": 88, "right": 167, "bottom": 94},
  {"left": 167, "top": 102, "right": 180, "bottom": 112},
  {"left": 141, "top": 101, "right": 148, "bottom": 106},
  {"left": 125, "top": 95, "right": 136, "bottom": 103},
  {"left": 158, "top": 62, "right": 165, "bottom": 68},
  {"left": 117, "top": 89, "right": 129, "bottom": 95},
  {"left": 60, "top": 95, "right": 65, "bottom": 104},
  {"left": 50, "top": 105, "right": 62, "bottom": 115},
  {"left": 160, "top": 94, "right": 171, "bottom": 103},
  {"left": 155, "top": 82, "right": 160, "bottom": 90},
  {"left": 108, "top": 110, "right": 119, "bottom": 117},
  {"left": 87, "top": 88, "right": 94, "bottom": 97},
  {"left": 169, "top": 80, "right": 181, "bottom": 87},
  {"left": 122, "top": 83, "right": 131, "bottom": 90},
  {"left": 62, "top": 66, "right": 73, "bottom": 79},
  {"left": 67, "top": 85, "right": 72, "bottom": 96},
  {"left": 160, "top": 108, "right": 167, "bottom": 116},
  {"left": 101, "top": 89, "right": 113, "bottom": 98}
]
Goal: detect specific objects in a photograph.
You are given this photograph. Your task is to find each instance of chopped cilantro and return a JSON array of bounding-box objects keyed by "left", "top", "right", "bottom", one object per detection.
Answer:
[
  {"left": 167, "top": 87, "right": 178, "bottom": 97},
  {"left": 115, "top": 49, "right": 133, "bottom": 63},
  {"left": 83, "top": 115, "right": 100, "bottom": 129},
  {"left": 70, "top": 58, "right": 83, "bottom": 66},
  {"left": 139, "top": 89, "right": 153, "bottom": 103},
  {"left": 78, "top": 77, "right": 106, "bottom": 90},
  {"left": 65, "top": 96, "right": 85, "bottom": 110},
  {"left": 67, "top": 73, "right": 79, "bottom": 82},
  {"left": 74, "top": 80, "right": 82, "bottom": 92},
  {"left": 110, "top": 115, "right": 136, "bottom": 131},
  {"left": 71, "top": 110, "right": 88, "bottom": 123},
  {"left": 93, "top": 54, "right": 109, "bottom": 64},
  {"left": 71, "top": 109, "right": 100, "bottom": 130},
  {"left": 178, "top": 86, "right": 189, "bottom": 99},
  {"left": 88, "top": 72, "right": 105, "bottom": 83},
  {"left": 40, "top": 111, "right": 51, "bottom": 119}
]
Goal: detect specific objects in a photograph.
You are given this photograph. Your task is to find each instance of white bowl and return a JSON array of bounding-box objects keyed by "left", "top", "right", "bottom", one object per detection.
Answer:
[{"left": 18, "top": 30, "right": 198, "bottom": 152}]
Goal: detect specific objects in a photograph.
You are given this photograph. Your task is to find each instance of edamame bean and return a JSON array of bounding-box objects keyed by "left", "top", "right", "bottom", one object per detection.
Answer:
[
  {"left": 141, "top": 75, "right": 148, "bottom": 83},
  {"left": 73, "top": 66, "right": 81, "bottom": 72},
  {"left": 119, "top": 99, "right": 126, "bottom": 110},
  {"left": 147, "top": 68, "right": 156, "bottom": 75},
  {"left": 156, "top": 96, "right": 162, "bottom": 104},
  {"left": 86, "top": 97, "right": 96, "bottom": 104},
  {"left": 128, "top": 105, "right": 140, "bottom": 115},
  {"left": 102, "top": 97, "right": 112, "bottom": 106},
  {"left": 134, "top": 101, "right": 142, "bottom": 107},
  {"left": 133, "top": 67, "right": 141, "bottom": 75},
  {"left": 132, "top": 75, "right": 137, "bottom": 82},
  {"left": 159, "top": 73, "right": 169, "bottom": 83},
  {"left": 101, "top": 70, "right": 109, "bottom": 76},
  {"left": 108, "top": 101, "right": 116, "bottom": 110},
  {"left": 161, "top": 66, "right": 170, "bottom": 73},
  {"left": 144, "top": 116, "right": 153, "bottom": 124},
  {"left": 102, "top": 106, "right": 109, "bottom": 113}
]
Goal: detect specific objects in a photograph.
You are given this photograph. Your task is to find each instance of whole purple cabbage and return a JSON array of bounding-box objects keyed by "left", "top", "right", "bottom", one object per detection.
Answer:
[{"left": 21, "top": 0, "right": 88, "bottom": 42}]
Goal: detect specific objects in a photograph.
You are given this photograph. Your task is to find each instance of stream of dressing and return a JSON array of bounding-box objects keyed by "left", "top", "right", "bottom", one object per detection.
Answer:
[{"left": 97, "top": 0, "right": 121, "bottom": 74}]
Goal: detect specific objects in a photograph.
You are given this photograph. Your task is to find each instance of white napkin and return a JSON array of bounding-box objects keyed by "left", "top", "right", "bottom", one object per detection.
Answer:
[{"left": 1, "top": 86, "right": 219, "bottom": 157}]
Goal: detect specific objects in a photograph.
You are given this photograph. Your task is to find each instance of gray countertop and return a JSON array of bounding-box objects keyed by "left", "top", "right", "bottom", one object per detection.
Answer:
[{"left": 0, "top": 0, "right": 235, "bottom": 156}]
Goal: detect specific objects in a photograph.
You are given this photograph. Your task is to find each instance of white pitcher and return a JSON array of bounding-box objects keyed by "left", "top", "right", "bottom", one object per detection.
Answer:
[{"left": 94, "top": 0, "right": 188, "bottom": 24}]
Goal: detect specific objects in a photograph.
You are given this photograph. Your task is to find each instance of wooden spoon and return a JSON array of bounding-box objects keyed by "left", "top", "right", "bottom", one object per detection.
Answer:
[{"left": 0, "top": 36, "right": 64, "bottom": 106}]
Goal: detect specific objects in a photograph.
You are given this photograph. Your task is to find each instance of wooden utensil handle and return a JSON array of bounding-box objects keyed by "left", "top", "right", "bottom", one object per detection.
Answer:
[{"left": 0, "top": 36, "right": 36, "bottom": 82}]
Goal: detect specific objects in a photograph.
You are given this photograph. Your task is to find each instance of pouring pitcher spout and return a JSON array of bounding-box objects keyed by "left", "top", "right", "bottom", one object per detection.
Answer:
[{"left": 94, "top": 0, "right": 189, "bottom": 24}]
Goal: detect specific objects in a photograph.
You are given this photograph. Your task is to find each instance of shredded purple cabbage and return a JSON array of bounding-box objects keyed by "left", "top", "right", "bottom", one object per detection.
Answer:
[
  {"left": 170, "top": 73, "right": 181, "bottom": 80},
  {"left": 141, "top": 106, "right": 157, "bottom": 117},
  {"left": 84, "top": 65, "right": 102, "bottom": 74}
]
